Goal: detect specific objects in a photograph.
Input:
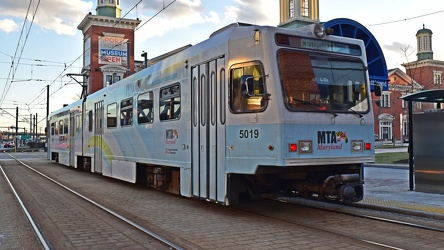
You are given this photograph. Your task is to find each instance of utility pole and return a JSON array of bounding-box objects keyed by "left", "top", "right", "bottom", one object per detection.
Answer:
[
  {"left": 35, "top": 113, "right": 38, "bottom": 140},
  {"left": 127, "top": 41, "right": 131, "bottom": 75},
  {"left": 15, "top": 107, "right": 18, "bottom": 151},
  {"left": 30, "top": 114, "right": 32, "bottom": 139},
  {"left": 33, "top": 115, "right": 36, "bottom": 141},
  {"left": 141, "top": 51, "right": 148, "bottom": 68},
  {"left": 46, "top": 85, "right": 49, "bottom": 156}
]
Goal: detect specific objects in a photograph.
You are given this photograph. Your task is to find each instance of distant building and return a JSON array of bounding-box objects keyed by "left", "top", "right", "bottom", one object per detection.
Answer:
[
  {"left": 402, "top": 25, "right": 444, "bottom": 91},
  {"left": 373, "top": 25, "right": 444, "bottom": 143},
  {"left": 77, "top": 0, "right": 141, "bottom": 95},
  {"left": 372, "top": 68, "right": 423, "bottom": 142}
]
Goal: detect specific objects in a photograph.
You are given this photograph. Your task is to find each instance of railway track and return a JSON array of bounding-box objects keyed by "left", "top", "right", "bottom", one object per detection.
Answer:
[
  {"left": 234, "top": 198, "right": 444, "bottom": 250},
  {"left": 280, "top": 197, "right": 444, "bottom": 232},
  {"left": 1, "top": 153, "right": 184, "bottom": 250},
  {"left": 2, "top": 152, "right": 444, "bottom": 249}
]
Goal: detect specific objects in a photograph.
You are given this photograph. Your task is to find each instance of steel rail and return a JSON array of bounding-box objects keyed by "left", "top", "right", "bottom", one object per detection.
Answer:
[
  {"left": 7, "top": 153, "right": 184, "bottom": 250},
  {"left": 0, "top": 164, "right": 51, "bottom": 250}
]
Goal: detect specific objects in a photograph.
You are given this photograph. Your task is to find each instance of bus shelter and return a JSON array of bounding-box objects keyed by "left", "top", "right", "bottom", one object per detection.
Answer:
[{"left": 402, "top": 90, "right": 444, "bottom": 194}]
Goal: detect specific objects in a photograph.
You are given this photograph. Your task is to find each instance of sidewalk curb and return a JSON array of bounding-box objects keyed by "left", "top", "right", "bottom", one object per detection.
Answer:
[
  {"left": 364, "top": 163, "right": 408, "bottom": 169},
  {"left": 353, "top": 202, "right": 444, "bottom": 220}
]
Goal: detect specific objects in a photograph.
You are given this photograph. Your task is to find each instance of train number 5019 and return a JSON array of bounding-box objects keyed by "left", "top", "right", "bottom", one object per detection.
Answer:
[{"left": 239, "top": 129, "right": 259, "bottom": 139}]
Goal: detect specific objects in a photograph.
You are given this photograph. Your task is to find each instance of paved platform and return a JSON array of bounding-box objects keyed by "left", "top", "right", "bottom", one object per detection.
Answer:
[{"left": 363, "top": 163, "right": 444, "bottom": 218}]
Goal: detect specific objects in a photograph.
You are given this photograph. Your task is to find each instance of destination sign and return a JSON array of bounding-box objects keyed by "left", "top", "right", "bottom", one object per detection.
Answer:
[{"left": 276, "top": 33, "right": 362, "bottom": 56}]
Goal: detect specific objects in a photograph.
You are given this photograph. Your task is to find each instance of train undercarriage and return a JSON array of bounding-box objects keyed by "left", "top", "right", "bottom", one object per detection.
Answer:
[
  {"left": 70, "top": 153, "right": 363, "bottom": 205},
  {"left": 228, "top": 164, "right": 364, "bottom": 204}
]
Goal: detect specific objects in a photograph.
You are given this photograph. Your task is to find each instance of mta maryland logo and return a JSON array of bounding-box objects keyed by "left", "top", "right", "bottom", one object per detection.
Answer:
[
  {"left": 317, "top": 130, "right": 348, "bottom": 151},
  {"left": 317, "top": 131, "right": 348, "bottom": 144}
]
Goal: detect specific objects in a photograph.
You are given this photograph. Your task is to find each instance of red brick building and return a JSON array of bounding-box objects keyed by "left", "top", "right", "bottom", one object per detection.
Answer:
[
  {"left": 373, "top": 25, "right": 444, "bottom": 143},
  {"left": 77, "top": 0, "right": 140, "bottom": 95},
  {"left": 371, "top": 68, "right": 422, "bottom": 142},
  {"left": 403, "top": 25, "right": 444, "bottom": 90}
]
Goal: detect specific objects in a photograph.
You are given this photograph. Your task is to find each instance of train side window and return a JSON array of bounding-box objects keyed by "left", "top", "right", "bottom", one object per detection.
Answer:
[
  {"left": 51, "top": 122, "right": 55, "bottom": 135},
  {"left": 159, "top": 83, "right": 181, "bottom": 121},
  {"left": 76, "top": 114, "right": 81, "bottom": 131},
  {"left": 120, "top": 98, "right": 133, "bottom": 126},
  {"left": 200, "top": 75, "right": 206, "bottom": 126},
  {"left": 220, "top": 69, "right": 226, "bottom": 124},
  {"left": 137, "top": 91, "right": 154, "bottom": 124},
  {"left": 107, "top": 103, "right": 117, "bottom": 128},
  {"left": 58, "top": 120, "right": 63, "bottom": 134},
  {"left": 229, "top": 62, "right": 267, "bottom": 113},
  {"left": 211, "top": 71, "right": 216, "bottom": 126},
  {"left": 64, "top": 118, "right": 69, "bottom": 134},
  {"left": 88, "top": 110, "right": 93, "bottom": 132},
  {"left": 193, "top": 77, "right": 198, "bottom": 127}
]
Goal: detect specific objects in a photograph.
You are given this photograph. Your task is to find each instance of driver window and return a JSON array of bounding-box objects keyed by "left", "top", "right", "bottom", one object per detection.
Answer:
[{"left": 230, "top": 62, "right": 267, "bottom": 113}]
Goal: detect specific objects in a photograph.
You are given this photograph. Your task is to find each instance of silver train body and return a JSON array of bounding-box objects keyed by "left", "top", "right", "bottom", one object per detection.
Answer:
[{"left": 49, "top": 23, "right": 376, "bottom": 205}]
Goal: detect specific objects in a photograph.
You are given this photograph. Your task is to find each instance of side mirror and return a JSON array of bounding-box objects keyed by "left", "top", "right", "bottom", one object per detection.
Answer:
[{"left": 374, "top": 85, "right": 382, "bottom": 97}]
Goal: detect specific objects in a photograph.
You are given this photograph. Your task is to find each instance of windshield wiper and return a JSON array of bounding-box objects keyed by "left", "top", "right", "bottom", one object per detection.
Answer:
[
  {"left": 292, "top": 98, "right": 338, "bottom": 117},
  {"left": 331, "top": 100, "right": 363, "bottom": 118}
]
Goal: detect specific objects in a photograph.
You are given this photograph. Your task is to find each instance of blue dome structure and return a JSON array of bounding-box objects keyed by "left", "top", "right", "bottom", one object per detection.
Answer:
[{"left": 324, "top": 18, "right": 389, "bottom": 91}]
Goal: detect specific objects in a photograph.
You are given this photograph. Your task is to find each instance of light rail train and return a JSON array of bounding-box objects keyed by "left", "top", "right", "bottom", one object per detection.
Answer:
[{"left": 49, "top": 23, "right": 381, "bottom": 205}]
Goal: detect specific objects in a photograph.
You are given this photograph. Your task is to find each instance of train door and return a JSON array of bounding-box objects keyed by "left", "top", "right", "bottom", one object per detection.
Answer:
[
  {"left": 191, "top": 56, "right": 226, "bottom": 203},
  {"left": 69, "top": 112, "right": 75, "bottom": 167},
  {"left": 94, "top": 101, "right": 104, "bottom": 174}
]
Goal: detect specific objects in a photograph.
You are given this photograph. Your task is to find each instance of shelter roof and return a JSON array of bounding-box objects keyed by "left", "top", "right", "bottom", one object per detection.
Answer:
[{"left": 401, "top": 89, "right": 444, "bottom": 103}]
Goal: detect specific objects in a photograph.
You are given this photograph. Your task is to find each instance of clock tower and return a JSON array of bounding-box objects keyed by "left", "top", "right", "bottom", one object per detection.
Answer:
[{"left": 279, "top": 0, "right": 319, "bottom": 28}]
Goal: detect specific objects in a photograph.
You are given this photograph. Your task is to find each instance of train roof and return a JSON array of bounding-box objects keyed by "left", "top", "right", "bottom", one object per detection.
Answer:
[{"left": 51, "top": 22, "right": 369, "bottom": 118}]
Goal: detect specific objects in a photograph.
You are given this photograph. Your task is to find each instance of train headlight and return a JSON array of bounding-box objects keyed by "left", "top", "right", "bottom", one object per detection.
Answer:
[
  {"left": 314, "top": 24, "right": 334, "bottom": 38},
  {"left": 314, "top": 24, "right": 326, "bottom": 38},
  {"left": 351, "top": 141, "right": 363, "bottom": 153},
  {"left": 298, "top": 140, "right": 312, "bottom": 154},
  {"left": 289, "top": 143, "right": 297, "bottom": 152}
]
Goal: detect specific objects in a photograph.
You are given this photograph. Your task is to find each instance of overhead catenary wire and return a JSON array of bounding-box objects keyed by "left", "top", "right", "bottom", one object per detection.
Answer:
[
  {"left": 369, "top": 9, "right": 444, "bottom": 26},
  {"left": 25, "top": 0, "right": 144, "bottom": 110},
  {"left": 25, "top": 0, "right": 177, "bottom": 110},
  {"left": 0, "top": 0, "right": 41, "bottom": 109},
  {"left": 3, "top": 0, "right": 178, "bottom": 128}
]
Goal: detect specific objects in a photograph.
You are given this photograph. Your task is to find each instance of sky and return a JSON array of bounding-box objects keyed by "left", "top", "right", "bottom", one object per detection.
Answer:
[{"left": 0, "top": 0, "right": 443, "bottom": 133}]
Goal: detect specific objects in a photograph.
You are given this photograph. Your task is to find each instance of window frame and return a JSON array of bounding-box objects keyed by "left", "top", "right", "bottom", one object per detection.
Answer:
[
  {"left": 137, "top": 91, "right": 154, "bottom": 124},
  {"left": 381, "top": 93, "right": 391, "bottom": 108},
  {"left": 58, "top": 120, "right": 64, "bottom": 135},
  {"left": 229, "top": 61, "right": 267, "bottom": 114},
  {"left": 159, "top": 83, "right": 181, "bottom": 122},
  {"left": 120, "top": 98, "right": 133, "bottom": 127},
  {"left": 301, "top": 0, "right": 309, "bottom": 17},
  {"left": 107, "top": 102, "right": 118, "bottom": 128}
]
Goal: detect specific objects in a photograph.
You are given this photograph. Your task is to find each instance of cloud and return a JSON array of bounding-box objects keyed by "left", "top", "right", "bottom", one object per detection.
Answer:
[
  {"left": 0, "top": 19, "right": 19, "bottom": 33},
  {"left": 223, "top": 0, "right": 279, "bottom": 25},
  {"left": 0, "top": 0, "right": 93, "bottom": 36},
  {"left": 133, "top": 0, "right": 278, "bottom": 42},
  {"left": 134, "top": 0, "right": 222, "bottom": 42},
  {"left": 383, "top": 42, "right": 415, "bottom": 56},
  {"left": 123, "top": 0, "right": 206, "bottom": 22}
]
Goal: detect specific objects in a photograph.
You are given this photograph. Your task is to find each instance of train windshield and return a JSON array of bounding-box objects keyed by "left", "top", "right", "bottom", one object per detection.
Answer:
[{"left": 278, "top": 50, "right": 369, "bottom": 114}]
